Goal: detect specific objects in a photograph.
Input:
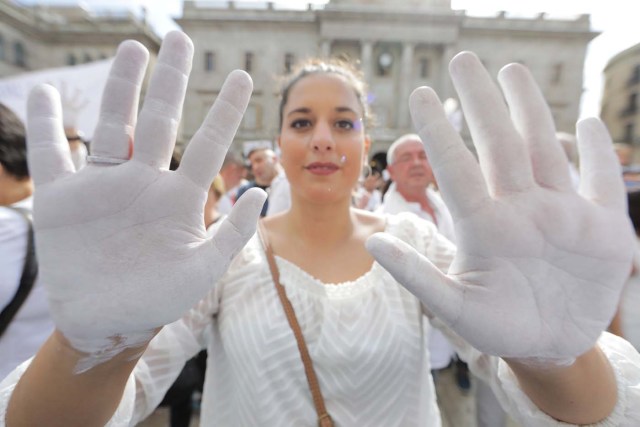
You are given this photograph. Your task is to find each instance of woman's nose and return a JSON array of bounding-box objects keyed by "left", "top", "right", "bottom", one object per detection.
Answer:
[{"left": 311, "top": 121, "right": 335, "bottom": 151}]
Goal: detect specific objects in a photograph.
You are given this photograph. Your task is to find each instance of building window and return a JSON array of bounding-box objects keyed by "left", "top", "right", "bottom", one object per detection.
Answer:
[
  {"left": 625, "top": 123, "right": 635, "bottom": 143},
  {"left": 284, "top": 53, "right": 294, "bottom": 73},
  {"left": 419, "top": 57, "right": 430, "bottom": 78},
  {"left": 14, "top": 42, "right": 25, "bottom": 67},
  {"left": 630, "top": 64, "right": 640, "bottom": 86},
  {"left": 0, "top": 34, "right": 4, "bottom": 61},
  {"left": 244, "top": 52, "right": 254, "bottom": 73},
  {"left": 83, "top": 53, "right": 92, "bottom": 63},
  {"left": 67, "top": 53, "right": 77, "bottom": 66},
  {"left": 551, "top": 63, "right": 563, "bottom": 85},
  {"left": 205, "top": 51, "right": 215, "bottom": 72},
  {"left": 628, "top": 92, "right": 638, "bottom": 114}
]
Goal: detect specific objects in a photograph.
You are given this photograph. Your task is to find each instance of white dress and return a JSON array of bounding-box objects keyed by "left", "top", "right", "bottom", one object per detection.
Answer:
[{"left": 1, "top": 213, "right": 640, "bottom": 426}]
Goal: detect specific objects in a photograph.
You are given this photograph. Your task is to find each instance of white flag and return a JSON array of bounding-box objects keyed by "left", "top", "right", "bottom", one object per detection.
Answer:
[{"left": 0, "top": 58, "right": 114, "bottom": 140}]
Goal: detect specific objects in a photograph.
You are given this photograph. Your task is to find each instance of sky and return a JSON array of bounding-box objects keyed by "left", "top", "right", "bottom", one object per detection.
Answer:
[{"left": 16, "top": 0, "right": 640, "bottom": 119}]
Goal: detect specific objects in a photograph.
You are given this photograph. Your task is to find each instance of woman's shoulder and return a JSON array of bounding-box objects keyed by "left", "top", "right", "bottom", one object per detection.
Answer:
[{"left": 352, "top": 209, "right": 441, "bottom": 252}]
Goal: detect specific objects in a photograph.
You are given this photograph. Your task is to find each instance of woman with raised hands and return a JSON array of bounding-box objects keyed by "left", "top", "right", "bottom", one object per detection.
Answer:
[{"left": 2, "top": 30, "right": 640, "bottom": 426}]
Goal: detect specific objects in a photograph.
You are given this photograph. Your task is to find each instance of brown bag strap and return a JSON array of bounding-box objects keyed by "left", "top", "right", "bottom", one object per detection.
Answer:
[{"left": 257, "top": 221, "right": 334, "bottom": 427}]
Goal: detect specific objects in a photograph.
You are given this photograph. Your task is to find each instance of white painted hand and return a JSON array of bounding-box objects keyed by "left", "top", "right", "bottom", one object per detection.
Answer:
[
  {"left": 26, "top": 32, "right": 265, "bottom": 371},
  {"left": 367, "top": 52, "right": 634, "bottom": 364}
]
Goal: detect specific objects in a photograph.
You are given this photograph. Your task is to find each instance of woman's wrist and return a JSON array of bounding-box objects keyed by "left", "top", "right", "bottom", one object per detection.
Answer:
[
  {"left": 504, "top": 345, "right": 617, "bottom": 424},
  {"left": 50, "top": 328, "right": 157, "bottom": 371}
]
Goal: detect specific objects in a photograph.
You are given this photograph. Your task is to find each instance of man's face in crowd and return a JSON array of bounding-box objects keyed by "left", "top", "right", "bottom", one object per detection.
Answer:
[
  {"left": 249, "top": 149, "right": 279, "bottom": 186},
  {"left": 387, "top": 139, "right": 434, "bottom": 191}
]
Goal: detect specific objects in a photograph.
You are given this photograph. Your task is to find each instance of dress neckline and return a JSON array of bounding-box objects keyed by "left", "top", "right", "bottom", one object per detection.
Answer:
[{"left": 274, "top": 255, "right": 382, "bottom": 299}]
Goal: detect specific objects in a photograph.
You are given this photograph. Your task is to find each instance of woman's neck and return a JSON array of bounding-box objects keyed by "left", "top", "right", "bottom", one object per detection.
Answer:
[{"left": 282, "top": 195, "right": 355, "bottom": 247}]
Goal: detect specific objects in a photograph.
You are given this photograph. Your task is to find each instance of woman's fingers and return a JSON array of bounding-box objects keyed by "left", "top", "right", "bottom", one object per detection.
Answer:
[
  {"left": 498, "top": 64, "right": 572, "bottom": 191},
  {"left": 26, "top": 85, "right": 74, "bottom": 186},
  {"left": 132, "top": 31, "right": 193, "bottom": 169},
  {"left": 409, "top": 86, "right": 491, "bottom": 220},
  {"left": 449, "top": 52, "right": 535, "bottom": 196},
  {"left": 366, "top": 233, "right": 463, "bottom": 325},
  {"left": 577, "top": 118, "right": 626, "bottom": 210},
  {"left": 207, "top": 187, "right": 266, "bottom": 262},
  {"left": 178, "top": 70, "right": 253, "bottom": 189},
  {"left": 90, "top": 40, "right": 149, "bottom": 162}
]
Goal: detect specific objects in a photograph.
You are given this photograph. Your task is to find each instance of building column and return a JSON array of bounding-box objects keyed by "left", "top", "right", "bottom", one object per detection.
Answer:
[
  {"left": 398, "top": 42, "right": 415, "bottom": 129},
  {"left": 320, "top": 39, "right": 332, "bottom": 58},
  {"left": 360, "top": 40, "right": 373, "bottom": 82},
  {"left": 439, "top": 44, "right": 456, "bottom": 100}
]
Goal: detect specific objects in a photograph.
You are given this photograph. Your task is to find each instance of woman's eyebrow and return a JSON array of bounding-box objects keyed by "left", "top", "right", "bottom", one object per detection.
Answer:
[
  {"left": 336, "top": 106, "right": 357, "bottom": 114},
  {"left": 287, "top": 107, "right": 311, "bottom": 117},
  {"left": 286, "top": 106, "right": 358, "bottom": 116}
]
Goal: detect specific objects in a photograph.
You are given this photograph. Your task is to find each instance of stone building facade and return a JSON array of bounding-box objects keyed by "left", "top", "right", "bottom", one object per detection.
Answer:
[
  {"left": 601, "top": 42, "right": 640, "bottom": 146},
  {"left": 0, "top": 0, "right": 598, "bottom": 155},
  {"left": 178, "top": 0, "right": 596, "bottom": 155},
  {"left": 0, "top": 0, "right": 160, "bottom": 88}
]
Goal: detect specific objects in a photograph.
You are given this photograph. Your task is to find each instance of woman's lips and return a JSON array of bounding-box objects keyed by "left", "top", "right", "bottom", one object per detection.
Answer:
[{"left": 305, "top": 162, "right": 339, "bottom": 175}]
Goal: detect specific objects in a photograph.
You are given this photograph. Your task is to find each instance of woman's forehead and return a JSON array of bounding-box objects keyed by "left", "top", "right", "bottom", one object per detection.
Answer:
[{"left": 285, "top": 73, "right": 362, "bottom": 112}]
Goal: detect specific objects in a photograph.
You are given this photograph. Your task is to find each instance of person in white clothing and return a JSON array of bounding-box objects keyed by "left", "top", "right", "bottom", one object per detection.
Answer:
[
  {"left": 0, "top": 104, "right": 54, "bottom": 380},
  {"left": 2, "top": 33, "right": 640, "bottom": 427},
  {"left": 382, "top": 134, "right": 457, "bottom": 368},
  {"left": 383, "top": 134, "right": 455, "bottom": 241},
  {"left": 236, "top": 147, "right": 282, "bottom": 217},
  {"left": 384, "top": 133, "right": 509, "bottom": 426}
]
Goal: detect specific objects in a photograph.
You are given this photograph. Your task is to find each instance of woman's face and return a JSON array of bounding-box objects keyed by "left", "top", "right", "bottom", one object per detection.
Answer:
[{"left": 278, "top": 73, "right": 370, "bottom": 204}]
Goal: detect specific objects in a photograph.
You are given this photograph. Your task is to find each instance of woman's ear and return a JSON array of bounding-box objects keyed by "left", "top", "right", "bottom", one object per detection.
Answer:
[{"left": 364, "top": 134, "right": 371, "bottom": 154}]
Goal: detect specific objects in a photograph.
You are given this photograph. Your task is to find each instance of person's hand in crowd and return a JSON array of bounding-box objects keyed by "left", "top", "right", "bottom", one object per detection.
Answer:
[
  {"left": 26, "top": 31, "right": 265, "bottom": 372},
  {"left": 367, "top": 52, "right": 634, "bottom": 365}
]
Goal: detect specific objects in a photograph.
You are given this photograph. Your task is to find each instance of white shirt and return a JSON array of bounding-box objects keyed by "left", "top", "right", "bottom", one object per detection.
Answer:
[
  {"left": 0, "top": 198, "right": 54, "bottom": 380},
  {"left": 382, "top": 183, "right": 455, "bottom": 242}
]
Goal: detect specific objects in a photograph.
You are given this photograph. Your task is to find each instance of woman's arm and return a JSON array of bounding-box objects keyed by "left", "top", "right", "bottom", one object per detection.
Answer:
[
  {"left": 505, "top": 347, "right": 617, "bottom": 424},
  {"left": 3, "top": 31, "right": 264, "bottom": 425},
  {"left": 6, "top": 330, "right": 146, "bottom": 427},
  {"left": 366, "top": 51, "right": 636, "bottom": 424}
]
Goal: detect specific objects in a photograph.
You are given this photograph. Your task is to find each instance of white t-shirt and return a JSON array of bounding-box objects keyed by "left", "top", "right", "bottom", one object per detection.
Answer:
[{"left": 0, "top": 197, "right": 54, "bottom": 380}]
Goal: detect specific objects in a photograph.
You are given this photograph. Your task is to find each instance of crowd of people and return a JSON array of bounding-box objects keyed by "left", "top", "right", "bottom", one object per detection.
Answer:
[{"left": 1, "top": 30, "right": 640, "bottom": 427}]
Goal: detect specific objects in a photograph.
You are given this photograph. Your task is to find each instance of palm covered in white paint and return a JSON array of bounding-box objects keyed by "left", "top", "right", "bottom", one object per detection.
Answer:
[
  {"left": 367, "top": 52, "right": 634, "bottom": 363},
  {"left": 26, "top": 32, "right": 265, "bottom": 366}
]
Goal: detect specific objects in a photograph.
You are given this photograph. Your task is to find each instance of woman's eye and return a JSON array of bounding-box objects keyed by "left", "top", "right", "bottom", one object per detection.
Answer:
[
  {"left": 291, "top": 119, "right": 311, "bottom": 129},
  {"left": 335, "top": 120, "right": 354, "bottom": 130}
]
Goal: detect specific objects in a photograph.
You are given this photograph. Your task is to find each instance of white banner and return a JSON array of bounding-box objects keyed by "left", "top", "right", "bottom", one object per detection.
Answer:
[{"left": 0, "top": 58, "right": 114, "bottom": 140}]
